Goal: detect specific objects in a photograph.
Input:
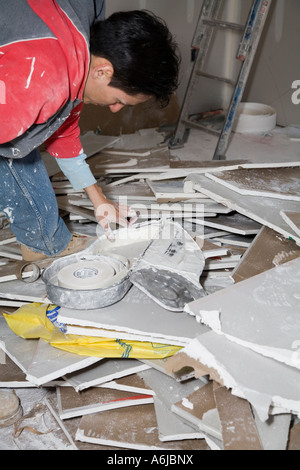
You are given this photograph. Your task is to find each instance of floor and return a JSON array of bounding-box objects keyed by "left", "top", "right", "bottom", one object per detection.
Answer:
[{"left": 0, "top": 125, "right": 299, "bottom": 450}]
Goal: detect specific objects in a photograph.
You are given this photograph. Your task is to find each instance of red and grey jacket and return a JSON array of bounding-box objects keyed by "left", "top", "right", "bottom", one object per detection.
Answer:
[{"left": 0, "top": 0, "right": 105, "bottom": 160}]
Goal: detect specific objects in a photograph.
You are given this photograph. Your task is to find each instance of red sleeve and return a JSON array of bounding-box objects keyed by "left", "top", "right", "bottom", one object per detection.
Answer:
[
  {"left": 44, "top": 102, "right": 84, "bottom": 158},
  {"left": 0, "top": 39, "right": 70, "bottom": 145}
]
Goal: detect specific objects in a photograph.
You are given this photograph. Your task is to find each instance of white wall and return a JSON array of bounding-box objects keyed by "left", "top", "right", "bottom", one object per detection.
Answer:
[{"left": 106, "top": 0, "right": 300, "bottom": 126}]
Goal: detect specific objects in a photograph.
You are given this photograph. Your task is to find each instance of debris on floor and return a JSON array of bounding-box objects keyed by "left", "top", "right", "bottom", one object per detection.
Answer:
[{"left": 0, "top": 128, "right": 300, "bottom": 451}]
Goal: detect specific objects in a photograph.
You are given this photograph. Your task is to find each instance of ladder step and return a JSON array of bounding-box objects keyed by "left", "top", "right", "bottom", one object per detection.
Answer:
[
  {"left": 202, "top": 19, "right": 245, "bottom": 31},
  {"left": 182, "top": 119, "right": 221, "bottom": 136},
  {"left": 196, "top": 71, "right": 236, "bottom": 86}
]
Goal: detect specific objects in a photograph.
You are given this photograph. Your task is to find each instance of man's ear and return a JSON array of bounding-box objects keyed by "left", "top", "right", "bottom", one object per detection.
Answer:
[{"left": 90, "top": 58, "right": 114, "bottom": 82}]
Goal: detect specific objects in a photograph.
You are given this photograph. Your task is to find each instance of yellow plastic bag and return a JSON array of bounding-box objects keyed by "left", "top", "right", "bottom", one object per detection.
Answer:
[{"left": 4, "top": 303, "right": 182, "bottom": 359}]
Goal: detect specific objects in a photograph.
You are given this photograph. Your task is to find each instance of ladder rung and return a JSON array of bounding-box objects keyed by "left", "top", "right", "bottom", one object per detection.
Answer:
[
  {"left": 182, "top": 119, "right": 221, "bottom": 136},
  {"left": 202, "top": 19, "right": 245, "bottom": 31},
  {"left": 196, "top": 71, "right": 236, "bottom": 86}
]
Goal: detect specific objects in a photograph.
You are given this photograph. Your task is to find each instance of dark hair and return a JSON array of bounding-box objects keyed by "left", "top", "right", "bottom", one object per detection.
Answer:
[{"left": 90, "top": 10, "right": 180, "bottom": 107}]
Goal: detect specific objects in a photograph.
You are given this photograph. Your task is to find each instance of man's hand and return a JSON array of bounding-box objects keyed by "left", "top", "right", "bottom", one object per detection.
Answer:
[{"left": 85, "top": 183, "right": 137, "bottom": 239}]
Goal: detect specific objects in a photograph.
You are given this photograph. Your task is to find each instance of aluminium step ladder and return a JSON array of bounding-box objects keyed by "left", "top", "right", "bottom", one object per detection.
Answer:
[{"left": 169, "top": 0, "right": 273, "bottom": 160}]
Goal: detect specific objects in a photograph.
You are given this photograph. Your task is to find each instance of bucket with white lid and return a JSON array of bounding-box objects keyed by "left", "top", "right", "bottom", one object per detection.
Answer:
[{"left": 233, "top": 102, "right": 277, "bottom": 134}]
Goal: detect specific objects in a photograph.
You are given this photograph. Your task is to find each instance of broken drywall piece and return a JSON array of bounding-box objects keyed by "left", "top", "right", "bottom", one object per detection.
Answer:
[
  {"left": 63, "top": 358, "right": 151, "bottom": 392},
  {"left": 231, "top": 225, "right": 300, "bottom": 283},
  {"left": 184, "top": 257, "right": 300, "bottom": 370},
  {"left": 45, "top": 393, "right": 120, "bottom": 451},
  {"left": 213, "top": 386, "right": 263, "bottom": 450},
  {"left": 287, "top": 420, "right": 300, "bottom": 450},
  {"left": 0, "top": 278, "right": 48, "bottom": 303},
  {"left": 56, "top": 196, "right": 97, "bottom": 223},
  {"left": 56, "top": 385, "right": 154, "bottom": 420},
  {"left": 206, "top": 166, "right": 300, "bottom": 202},
  {"left": 0, "top": 353, "right": 36, "bottom": 388},
  {"left": 165, "top": 330, "right": 300, "bottom": 422},
  {"left": 25, "top": 339, "right": 102, "bottom": 386},
  {"left": 138, "top": 367, "right": 206, "bottom": 408},
  {"left": 171, "top": 381, "right": 222, "bottom": 442},
  {"left": 57, "top": 286, "right": 210, "bottom": 348},
  {"left": 211, "top": 233, "right": 254, "bottom": 248},
  {"left": 185, "top": 173, "right": 300, "bottom": 245},
  {"left": 130, "top": 220, "right": 206, "bottom": 311},
  {"left": 137, "top": 366, "right": 221, "bottom": 444},
  {"left": 146, "top": 178, "right": 210, "bottom": 203},
  {"left": 280, "top": 210, "right": 300, "bottom": 237},
  {"left": 0, "top": 225, "right": 16, "bottom": 245},
  {"left": 153, "top": 396, "right": 205, "bottom": 442},
  {"left": 187, "top": 212, "right": 262, "bottom": 236},
  {"left": 99, "top": 373, "right": 154, "bottom": 396},
  {"left": 0, "top": 316, "right": 39, "bottom": 376},
  {"left": 252, "top": 408, "right": 291, "bottom": 450},
  {"left": 95, "top": 146, "right": 170, "bottom": 174},
  {"left": 80, "top": 132, "right": 120, "bottom": 158},
  {"left": 75, "top": 404, "right": 209, "bottom": 450}
]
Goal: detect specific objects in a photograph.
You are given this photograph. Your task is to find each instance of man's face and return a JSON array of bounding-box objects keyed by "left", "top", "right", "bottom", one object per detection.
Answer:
[
  {"left": 83, "top": 57, "right": 151, "bottom": 113},
  {"left": 84, "top": 84, "right": 150, "bottom": 113}
]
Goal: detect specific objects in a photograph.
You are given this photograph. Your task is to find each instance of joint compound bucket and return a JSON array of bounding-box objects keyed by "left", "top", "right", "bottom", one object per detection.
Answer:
[{"left": 233, "top": 103, "right": 277, "bottom": 134}]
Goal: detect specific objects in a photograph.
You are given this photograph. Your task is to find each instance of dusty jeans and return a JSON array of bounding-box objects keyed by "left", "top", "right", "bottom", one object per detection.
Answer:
[{"left": 0, "top": 149, "right": 71, "bottom": 255}]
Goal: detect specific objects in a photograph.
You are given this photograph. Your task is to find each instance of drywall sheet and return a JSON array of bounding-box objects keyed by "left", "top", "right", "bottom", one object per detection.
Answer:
[
  {"left": 0, "top": 316, "right": 39, "bottom": 374},
  {"left": 45, "top": 393, "right": 120, "bottom": 451},
  {"left": 147, "top": 178, "right": 210, "bottom": 203},
  {"left": 252, "top": 408, "right": 291, "bottom": 451},
  {"left": 232, "top": 226, "right": 300, "bottom": 283},
  {"left": 206, "top": 167, "right": 300, "bottom": 202},
  {"left": 0, "top": 278, "right": 47, "bottom": 303},
  {"left": 0, "top": 318, "right": 101, "bottom": 386},
  {"left": 188, "top": 212, "right": 262, "bottom": 235},
  {"left": 0, "top": 353, "right": 35, "bottom": 388},
  {"left": 26, "top": 339, "right": 102, "bottom": 386},
  {"left": 75, "top": 404, "right": 209, "bottom": 450},
  {"left": 57, "top": 286, "right": 210, "bottom": 346},
  {"left": 64, "top": 358, "right": 150, "bottom": 392},
  {"left": 288, "top": 421, "right": 300, "bottom": 450},
  {"left": 171, "top": 381, "right": 222, "bottom": 442},
  {"left": 280, "top": 211, "right": 300, "bottom": 237},
  {"left": 213, "top": 386, "right": 262, "bottom": 450},
  {"left": 165, "top": 330, "right": 300, "bottom": 422},
  {"left": 186, "top": 173, "right": 300, "bottom": 245},
  {"left": 57, "top": 385, "right": 154, "bottom": 420},
  {"left": 184, "top": 257, "right": 300, "bottom": 369},
  {"left": 95, "top": 147, "right": 171, "bottom": 174},
  {"left": 100, "top": 373, "right": 154, "bottom": 396},
  {"left": 153, "top": 396, "right": 205, "bottom": 442},
  {"left": 0, "top": 226, "right": 16, "bottom": 245}
]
